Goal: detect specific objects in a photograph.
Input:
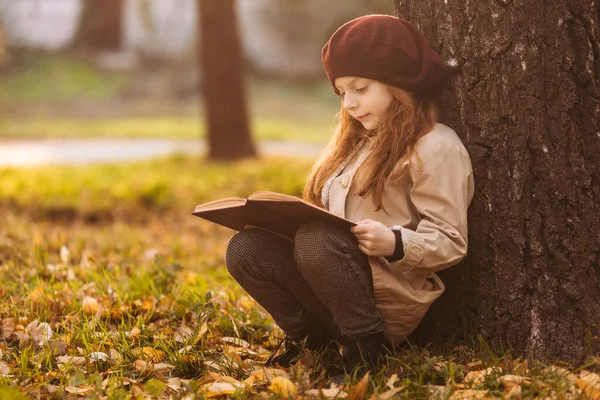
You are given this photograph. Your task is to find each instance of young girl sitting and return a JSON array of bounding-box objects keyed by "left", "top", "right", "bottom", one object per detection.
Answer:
[{"left": 225, "top": 14, "right": 474, "bottom": 373}]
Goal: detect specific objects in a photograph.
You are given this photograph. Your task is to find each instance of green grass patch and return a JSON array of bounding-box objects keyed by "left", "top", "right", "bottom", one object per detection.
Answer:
[
  {"left": 0, "top": 154, "right": 312, "bottom": 219},
  {"left": 0, "top": 53, "right": 126, "bottom": 102},
  {"left": 0, "top": 117, "right": 333, "bottom": 144}
]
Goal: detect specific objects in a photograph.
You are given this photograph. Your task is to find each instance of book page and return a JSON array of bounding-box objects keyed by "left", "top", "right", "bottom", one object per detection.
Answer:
[{"left": 193, "top": 197, "right": 247, "bottom": 212}]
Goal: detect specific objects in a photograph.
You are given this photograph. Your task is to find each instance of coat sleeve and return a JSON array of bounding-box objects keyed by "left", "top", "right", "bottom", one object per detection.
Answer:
[{"left": 388, "top": 139, "right": 474, "bottom": 273}]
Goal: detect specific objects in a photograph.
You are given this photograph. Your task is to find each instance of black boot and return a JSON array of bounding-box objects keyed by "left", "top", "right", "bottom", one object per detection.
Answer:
[
  {"left": 265, "top": 326, "right": 338, "bottom": 368},
  {"left": 343, "top": 331, "right": 393, "bottom": 370}
]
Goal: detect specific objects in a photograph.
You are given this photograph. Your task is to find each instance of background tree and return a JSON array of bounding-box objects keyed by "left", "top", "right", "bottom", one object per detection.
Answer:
[
  {"left": 74, "top": 0, "right": 123, "bottom": 51},
  {"left": 197, "top": 0, "right": 256, "bottom": 161},
  {"left": 398, "top": 0, "right": 600, "bottom": 363}
]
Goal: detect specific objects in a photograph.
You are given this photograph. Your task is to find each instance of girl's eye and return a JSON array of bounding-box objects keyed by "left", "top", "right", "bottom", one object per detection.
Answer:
[{"left": 355, "top": 86, "right": 368, "bottom": 93}]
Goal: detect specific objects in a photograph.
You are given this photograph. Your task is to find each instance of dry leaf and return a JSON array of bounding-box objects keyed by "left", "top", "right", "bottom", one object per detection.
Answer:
[
  {"left": 82, "top": 296, "right": 100, "bottom": 315},
  {"left": 378, "top": 385, "right": 407, "bottom": 399},
  {"left": 348, "top": 371, "right": 370, "bottom": 400},
  {"left": 221, "top": 336, "right": 251, "bottom": 348},
  {"left": 26, "top": 320, "right": 53, "bottom": 346},
  {"left": 577, "top": 371, "right": 600, "bottom": 400},
  {"left": 64, "top": 385, "right": 93, "bottom": 395},
  {"left": 305, "top": 383, "right": 348, "bottom": 399},
  {"left": 128, "top": 327, "right": 141, "bottom": 340},
  {"left": 467, "top": 361, "right": 484, "bottom": 370},
  {"left": 248, "top": 367, "right": 289, "bottom": 381},
  {"left": 541, "top": 366, "right": 578, "bottom": 381},
  {"left": 57, "top": 356, "right": 87, "bottom": 366},
  {"left": 464, "top": 367, "right": 497, "bottom": 384},
  {"left": 153, "top": 363, "right": 175, "bottom": 373},
  {"left": 0, "top": 361, "right": 10, "bottom": 377},
  {"left": 1, "top": 318, "right": 14, "bottom": 339},
  {"left": 60, "top": 245, "right": 70, "bottom": 264},
  {"left": 385, "top": 373, "right": 398, "bottom": 389},
  {"left": 175, "top": 325, "right": 193, "bottom": 343},
  {"left": 109, "top": 348, "right": 123, "bottom": 364},
  {"left": 449, "top": 389, "right": 490, "bottom": 399},
  {"left": 133, "top": 347, "right": 165, "bottom": 363},
  {"left": 500, "top": 374, "right": 532, "bottom": 388},
  {"left": 268, "top": 376, "right": 297, "bottom": 399},
  {"left": 200, "top": 381, "right": 244, "bottom": 397},
  {"left": 88, "top": 352, "right": 109, "bottom": 363},
  {"left": 503, "top": 384, "right": 522, "bottom": 398},
  {"left": 133, "top": 359, "right": 152, "bottom": 375}
]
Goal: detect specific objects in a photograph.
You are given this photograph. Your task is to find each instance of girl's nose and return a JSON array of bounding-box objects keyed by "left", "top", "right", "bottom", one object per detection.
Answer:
[{"left": 343, "top": 94, "right": 357, "bottom": 110}]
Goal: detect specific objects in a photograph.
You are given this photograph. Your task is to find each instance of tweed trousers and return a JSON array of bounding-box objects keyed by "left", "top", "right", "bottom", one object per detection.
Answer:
[{"left": 225, "top": 222, "right": 386, "bottom": 341}]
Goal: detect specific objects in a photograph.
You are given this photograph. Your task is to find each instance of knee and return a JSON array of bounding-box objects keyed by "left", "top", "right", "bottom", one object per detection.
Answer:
[
  {"left": 225, "top": 228, "right": 269, "bottom": 278},
  {"left": 294, "top": 222, "right": 356, "bottom": 268}
]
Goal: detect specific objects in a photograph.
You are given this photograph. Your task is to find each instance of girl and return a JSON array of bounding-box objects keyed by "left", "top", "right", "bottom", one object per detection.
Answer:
[{"left": 226, "top": 15, "right": 474, "bottom": 373}]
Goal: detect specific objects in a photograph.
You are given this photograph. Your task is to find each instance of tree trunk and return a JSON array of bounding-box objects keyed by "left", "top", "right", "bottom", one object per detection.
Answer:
[
  {"left": 74, "top": 0, "right": 123, "bottom": 51},
  {"left": 197, "top": 0, "right": 256, "bottom": 161},
  {"left": 396, "top": 0, "right": 600, "bottom": 363}
]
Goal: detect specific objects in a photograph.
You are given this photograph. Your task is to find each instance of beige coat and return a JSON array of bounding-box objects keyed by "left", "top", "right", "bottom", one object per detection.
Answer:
[{"left": 325, "top": 123, "right": 474, "bottom": 345}]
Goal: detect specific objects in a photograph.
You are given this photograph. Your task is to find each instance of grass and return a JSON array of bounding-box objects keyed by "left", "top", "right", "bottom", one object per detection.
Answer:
[
  {"left": 0, "top": 155, "right": 598, "bottom": 398},
  {"left": 0, "top": 117, "right": 334, "bottom": 144}
]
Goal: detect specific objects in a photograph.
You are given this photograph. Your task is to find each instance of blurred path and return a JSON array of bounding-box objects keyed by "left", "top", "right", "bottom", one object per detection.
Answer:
[{"left": 0, "top": 138, "right": 323, "bottom": 167}]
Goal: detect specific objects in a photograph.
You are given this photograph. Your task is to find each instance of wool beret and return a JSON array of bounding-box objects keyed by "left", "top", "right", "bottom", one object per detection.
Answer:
[{"left": 321, "top": 15, "right": 447, "bottom": 96}]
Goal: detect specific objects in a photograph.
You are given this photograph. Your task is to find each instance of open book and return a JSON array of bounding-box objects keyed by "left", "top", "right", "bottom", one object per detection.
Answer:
[{"left": 192, "top": 191, "right": 355, "bottom": 239}]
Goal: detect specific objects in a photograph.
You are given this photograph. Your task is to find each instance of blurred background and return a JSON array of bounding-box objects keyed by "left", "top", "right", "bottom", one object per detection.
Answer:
[{"left": 0, "top": 0, "right": 393, "bottom": 165}]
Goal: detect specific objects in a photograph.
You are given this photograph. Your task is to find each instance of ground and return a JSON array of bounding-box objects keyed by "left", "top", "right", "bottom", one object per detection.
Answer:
[{"left": 0, "top": 52, "right": 599, "bottom": 399}]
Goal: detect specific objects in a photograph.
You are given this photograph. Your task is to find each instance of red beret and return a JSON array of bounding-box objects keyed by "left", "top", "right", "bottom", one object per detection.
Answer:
[{"left": 321, "top": 15, "right": 447, "bottom": 96}]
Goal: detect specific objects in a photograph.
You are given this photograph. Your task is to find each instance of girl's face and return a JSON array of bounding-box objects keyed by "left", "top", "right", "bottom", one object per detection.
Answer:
[{"left": 334, "top": 77, "right": 394, "bottom": 131}]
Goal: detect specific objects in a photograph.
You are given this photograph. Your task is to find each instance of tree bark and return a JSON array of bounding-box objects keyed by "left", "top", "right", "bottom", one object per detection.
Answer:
[
  {"left": 74, "top": 0, "right": 123, "bottom": 51},
  {"left": 395, "top": 0, "right": 600, "bottom": 363},
  {"left": 197, "top": 0, "right": 256, "bottom": 161}
]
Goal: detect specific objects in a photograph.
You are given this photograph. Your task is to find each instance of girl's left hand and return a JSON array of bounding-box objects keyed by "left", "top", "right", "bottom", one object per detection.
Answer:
[{"left": 350, "top": 219, "right": 396, "bottom": 257}]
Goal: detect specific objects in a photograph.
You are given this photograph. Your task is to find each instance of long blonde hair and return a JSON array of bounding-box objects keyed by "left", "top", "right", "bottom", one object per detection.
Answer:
[{"left": 303, "top": 85, "right": 438, "bottom": 211}]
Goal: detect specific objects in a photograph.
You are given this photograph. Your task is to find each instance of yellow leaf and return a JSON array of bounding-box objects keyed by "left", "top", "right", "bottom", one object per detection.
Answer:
[
  {"left": 449, "top": 389, "right": 490, "bottom": 399},
  {"left": 542, "top": 366, "right": 578, "bottom": 381},
  {"left": 64, "top": 385, "right": 93, "bottom": 395},
  {"left": 578, "top": 371, "right": 600, "bottom": 400},
  {"left": 378, "top": 385, "right": 407, "bottom": 399},
  {"left": 128, "top": 327, "right": 141, "bottom": 341},
  {"left": 268, "top": 376, "right": 297, "bottom": 399},
  {"left": 29, "top": 284, "right": 46, "bottom": 305},
  {"left": 133, "top": 347, "right": 165, "bottom": 363},
  {"left": 200, "top": 381, "right": 243, "bottom": 397},
  {"left": 500, "top": 374, "right": 531, "bottom": 388},
  {"left": 133, "top": 359, "right": 152, "bottom": 374},
  {"left": 348, "top": 371, "right": 370, "bottom": 400},
  {"left": 248, "top": 367, "right": 289, "bottom": 381},
  {"left": 82, "top": 296, "right": 100, "bottom": 315}
]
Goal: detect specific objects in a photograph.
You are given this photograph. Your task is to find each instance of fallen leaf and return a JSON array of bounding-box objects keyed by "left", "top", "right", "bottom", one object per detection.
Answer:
[
  {"left": 0, "top": 361, "right": 10, "bottom": 377},
  {"left": 464, "top": 367, "right": 498, "bottom": 385},
  {"left": 248, "top": 367, "right": 289, "bottom": 381},
  {"left": 128, "top": 326, "right": 141, "bottom": 340},
  {"left": 221, "top": 336, "right": 251, "bottom": 348},
  {"left": 88, "top": 352, "right": 109, "bottom": 363},
  {"left": 541, "top": 366, "right": 577, "bottom": 381},
  {"left": 378, "top": 385, "right": 407, "bottom": 399},
  {"left": 268, "top": 376, "right": 297, "bottom": 399},
  {"left": 175, "top": 325, "right": 193, "bottom": 343},
  {"left": 500, "top": 374, "right": 532, "bottom": 388},
  {"left": 64, "top": 385, "right": 93, "bottom": 395},
  {"left": 82, "top": 296, "right": 100, "bottom": 315},
  {"left": 109, "top": 348, "right": 123, "bottom": 364},
  {"left": 153, "top": 363, "right": 175, "bottom": 373},
  {"left": 60, "top": 245, "right": 70, "bottom": 264},
  {"left": 57, "top": 356, "right": 87, "bottom": 366},
  {"left": 133, "top": 359, "right": 152, "bottom": 375},
  {"left": 200, "top": 381, "right": 243, "bottom": 397},
  {"left": 385, "top": 373, "right": 399, "bottom": 389},
  {"left": 1, "top": 318, "right": 14, "bottom": 339},
  {"left": 578, "top": 371, "right": 600, "bottom": 400},
  {"left": 305, "top": 383, "right": 348, "bottom": 398},
  {"left": 348, "top": 371, "right": 370, "bottom": 400},
  {"left": 449, "top": 389, "right": 490, "bottom": 399},
  {"left": 467, "top": 361, "right": 484, "bottom": 370},
  {"left": 26, "top": 320, "right": 53, "bottom": 347}
]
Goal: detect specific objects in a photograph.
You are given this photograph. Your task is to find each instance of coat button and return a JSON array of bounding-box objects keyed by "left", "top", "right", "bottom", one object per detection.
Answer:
[{"left": 341, "top": 177, "right": 349, "bottom": 188}]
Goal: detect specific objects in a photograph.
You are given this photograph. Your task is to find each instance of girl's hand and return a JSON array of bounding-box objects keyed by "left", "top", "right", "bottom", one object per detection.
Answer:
[{"left": 350, "top": 219, "right": 396, "bottom": 257}]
